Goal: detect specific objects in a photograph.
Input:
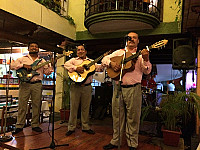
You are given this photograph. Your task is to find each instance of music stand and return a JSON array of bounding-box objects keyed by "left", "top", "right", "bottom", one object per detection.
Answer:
[{"left": 30, "top": 52, "right": 69, "bottom": 150}]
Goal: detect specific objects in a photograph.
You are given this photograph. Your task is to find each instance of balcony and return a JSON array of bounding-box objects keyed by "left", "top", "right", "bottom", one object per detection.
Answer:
[{"left": 85, "top": 0, "right": 161, "bottom": 34}]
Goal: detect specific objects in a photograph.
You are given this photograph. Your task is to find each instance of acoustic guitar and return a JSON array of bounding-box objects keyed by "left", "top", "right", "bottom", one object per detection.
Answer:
[
  {"left": 68, "top": 50, "right": 112, "bottom": 83},
  {"left": 17, "top": 51, "right": 73, "bottom": 82},
  {"left": 107, "top": 39, "right": 168, "bottom": 80}
]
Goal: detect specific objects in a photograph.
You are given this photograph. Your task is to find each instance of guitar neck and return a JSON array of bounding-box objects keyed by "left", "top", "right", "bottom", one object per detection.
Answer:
[
  {"left": 124, "top": 46, "right": 153, "bottom": 63},
  {"left": 32, "top": 61, "right": 49, "bottom": 70},
  {"left": 32, "top": 54, "right": 64, "bottom": 70},
  {"left": 87, "top": 54, "right": 104, "bottom": 68}
]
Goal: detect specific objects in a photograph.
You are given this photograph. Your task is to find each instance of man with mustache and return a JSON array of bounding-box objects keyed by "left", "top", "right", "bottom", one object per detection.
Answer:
[
  {"left": 64, "top": 44, "right": 104, "bottom": 136},
  {"left": 102, "top": 32, "right": 152, "bottom": 150},
  {"left": 11, "top": 41, "right": 53, "bottom": 134}
]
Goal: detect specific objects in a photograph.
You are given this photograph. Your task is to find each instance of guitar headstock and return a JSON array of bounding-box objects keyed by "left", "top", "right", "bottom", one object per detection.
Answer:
[
  {"left": 151, "top": 39, "right": 168, "bottom": 49},
  {"left": 104, "top": 50, "right": 114, "bottom": 56},
  {"left": 65, "top": 51, "right": 73, "bottom": 56}
]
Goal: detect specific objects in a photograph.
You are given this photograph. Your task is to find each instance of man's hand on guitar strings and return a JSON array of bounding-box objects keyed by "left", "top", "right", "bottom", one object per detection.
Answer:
[
  {"left": 76, "top": 67, "right": 84, "bottom": 73},
  {"left": 141, "top": 49, "right": 149, "bottom": 62},
  {"left": 110, "top": 61, "right": 121, "bottom": 72},
  {"left": 23, "top": 64, "right": 32, "bottom": 70}
]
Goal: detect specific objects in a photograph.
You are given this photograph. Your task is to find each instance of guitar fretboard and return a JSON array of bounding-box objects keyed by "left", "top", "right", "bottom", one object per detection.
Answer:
[
  {"left": 87, "top": 55, "right": 104, "bottom": 68},
  {"left": 86, "top": 50, "right": 112, "bottom": 68},
  {"left": 32, "top": 54, "right": 65, "bottom": 70},
  {"left": 124, "top": 45, "right": 153, "bottom": 63}
]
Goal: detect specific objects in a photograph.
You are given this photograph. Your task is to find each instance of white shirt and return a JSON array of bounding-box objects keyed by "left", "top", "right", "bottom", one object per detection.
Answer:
[{"left": 167, "top": 83, "right": 175, "bottom": 91}]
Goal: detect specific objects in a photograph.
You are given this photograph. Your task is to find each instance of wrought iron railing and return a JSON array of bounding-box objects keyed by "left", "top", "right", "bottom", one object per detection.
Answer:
[{"left": 85, "top": 0, "right": 160, "bottom": 19}]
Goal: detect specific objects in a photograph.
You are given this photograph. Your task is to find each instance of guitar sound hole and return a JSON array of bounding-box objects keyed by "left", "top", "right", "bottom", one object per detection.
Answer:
[
  {"left": 83, "top": 65, "right": 89, "bottom": 70},
  {"left": 77, "top": 73, "right": 81, "bottom": 77}
]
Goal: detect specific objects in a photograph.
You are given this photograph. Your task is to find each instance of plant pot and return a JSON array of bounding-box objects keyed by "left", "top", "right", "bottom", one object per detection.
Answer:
[
  {"left": 161, "top": 127, "right": 182, "bottom": 147},
  {"left": 59, "top": 109, "right": 70, "bottom": 121}
]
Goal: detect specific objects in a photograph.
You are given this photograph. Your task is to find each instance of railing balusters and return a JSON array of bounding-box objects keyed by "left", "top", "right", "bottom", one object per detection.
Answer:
[{"left": 85, "top": 0, "right": 160, "bottom": 19}]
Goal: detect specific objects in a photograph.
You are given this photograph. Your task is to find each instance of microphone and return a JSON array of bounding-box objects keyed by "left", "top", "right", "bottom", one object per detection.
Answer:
[{"left": 125, "top": 36, "right": 132, "bottom": 41}]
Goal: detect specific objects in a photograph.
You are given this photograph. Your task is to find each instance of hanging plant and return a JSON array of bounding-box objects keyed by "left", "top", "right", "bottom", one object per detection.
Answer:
[
  {"left": 61, "top": 15, "right": 75, "bottom": 26},
  {"left": 170, "top": 0, "right": 182, "bottom": 22},
  {"left": 35, "top": 0, "right": 75, "bottom": 26}
]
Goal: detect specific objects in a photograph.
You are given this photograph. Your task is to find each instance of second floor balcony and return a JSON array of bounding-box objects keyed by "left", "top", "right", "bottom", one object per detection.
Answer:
[{"left": 85, "top": 0, "right": 161, "bottom": 34}]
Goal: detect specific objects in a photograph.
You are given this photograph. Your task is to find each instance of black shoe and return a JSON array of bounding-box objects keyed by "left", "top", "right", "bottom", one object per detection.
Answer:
[
  {"left": 82, "top": 129, "right": 95, "bottom": 134},
  {"left": 129, "top": 147, "right": 137, "bottom": 150},
  {"left": 103, "top": 143, "right": 118, "bottom": 149},
  {"left": 12, "top": 128, "right": 23, "bottom": 134},
  {"left": 32, "top": 127, "right": 42, "bottom": 132},
  {"left": 65, "top": 130, "right": 75, "bottom": 136}
]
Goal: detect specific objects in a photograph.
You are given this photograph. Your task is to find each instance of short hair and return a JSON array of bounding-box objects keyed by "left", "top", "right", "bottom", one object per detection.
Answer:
[
  {"left": 28, "top": 41, "right": 39, "bottom": 49},
  {"left": 7, "top": 71, "right": 13, "bottom": 74},
  {"left": 125, "top": 32, "right": 139, "bottom": 37},
  {"left": 76, "top": 44, "right": 86, "bottom": 50}
]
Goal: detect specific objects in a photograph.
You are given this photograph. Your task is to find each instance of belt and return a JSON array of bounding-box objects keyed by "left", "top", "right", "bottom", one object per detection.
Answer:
[
  {"left": 121, "top": 83, "right": 140, "bottom": 88},
  {"left": 26, "top": 80, "right": 42, "bottom": 84}
]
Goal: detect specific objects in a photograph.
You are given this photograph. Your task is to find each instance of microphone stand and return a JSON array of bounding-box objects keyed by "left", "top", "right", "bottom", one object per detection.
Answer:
[
  {"left": 30, "top": 51, "right": 69, "bottom": 150},
  {"left": 0, "top": 46, "right": 13, "bottom": 142},
  {"left": 116, "top": 40, "right": 128, "bottom": 150}
]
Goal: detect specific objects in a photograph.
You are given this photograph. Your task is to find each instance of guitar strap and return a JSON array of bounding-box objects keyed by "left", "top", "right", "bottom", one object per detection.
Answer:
[
  {"left": 31, "top": 58, "right": 42, "bottom": 67},
  {"left": 36, "top": 58, "right": 42, "bottom": 65}
]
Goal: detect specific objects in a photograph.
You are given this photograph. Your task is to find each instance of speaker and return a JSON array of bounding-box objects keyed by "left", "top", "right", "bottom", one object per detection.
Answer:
[{"left": 172, "top": 38, "right": 195, "bottom": 69}]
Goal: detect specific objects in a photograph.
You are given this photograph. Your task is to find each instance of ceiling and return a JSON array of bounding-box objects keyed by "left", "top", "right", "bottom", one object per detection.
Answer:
[
  {"left": 0, "top": 0, "right": 200, "bottom": 63},
  {"left": 182, "top": 0, "right": 200, "bottom": 36},
  {"left": 0, "top": 9, "right": 72, "bottom": 53}
]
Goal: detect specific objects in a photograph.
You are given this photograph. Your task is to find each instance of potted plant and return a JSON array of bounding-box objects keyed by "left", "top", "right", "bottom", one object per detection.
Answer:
[
  {"left": 161, "top": 91, "right": 200, "bottom": 146},
  {"left": 141, "top": 91, "right": 200, "bottom": 147}
]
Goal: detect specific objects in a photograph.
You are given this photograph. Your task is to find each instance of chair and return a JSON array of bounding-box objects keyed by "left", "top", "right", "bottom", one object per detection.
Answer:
[
  {"left": 0, "top": 95, "right": 13, "bottom": 104},
  {"left": 0, "top": 105, "right": 18, "bottom": 133},
  {"left": 24, "top": 97, "right": 52, "bottom": 125},
  {"left": 0, "top": 103, "right": 33, "bottom": 133},
  {"left": 40, "top": 95, "right": 52, "bottom": 123}
]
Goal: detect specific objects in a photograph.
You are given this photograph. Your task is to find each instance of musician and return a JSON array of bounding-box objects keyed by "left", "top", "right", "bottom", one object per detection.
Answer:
[
  {"left": 10, "top": 41, "right": 53, "bottom": 134},
  {"left": 102, "top": 32, "right": 152, "bottom": 150},
  {"left": 64, "top": 44, "right": 104, "bottom": 136}
]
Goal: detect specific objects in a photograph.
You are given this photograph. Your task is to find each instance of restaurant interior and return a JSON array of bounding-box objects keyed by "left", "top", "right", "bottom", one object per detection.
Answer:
[{"left": 0, "top": 0, "right": 200, "bottom": 150}]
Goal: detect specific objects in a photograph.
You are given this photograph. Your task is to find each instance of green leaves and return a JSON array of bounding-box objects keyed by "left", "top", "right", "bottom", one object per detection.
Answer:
[
  {"left": 162, "top": 92, "right": 200, "bottom": 131},
  {"left": 170, "top": 0, "right": 182, "bottom": 22},
  {"left": 35, "top": 0, "right": 75, "bottom": 26},
  {"left": 141, "top": 91, "right": 200, "bottom": 131}
]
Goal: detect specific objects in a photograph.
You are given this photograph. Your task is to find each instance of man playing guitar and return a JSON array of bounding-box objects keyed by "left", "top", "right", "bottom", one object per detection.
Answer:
[
  {"left": 64, "top": 44, "right": 104, "bottom": 136},
  {"left": 102, "top": 32, "right": 152, "bottom": 150},
  {"left": 11, "top": 41, "right": 53, "bottom": 134}
]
